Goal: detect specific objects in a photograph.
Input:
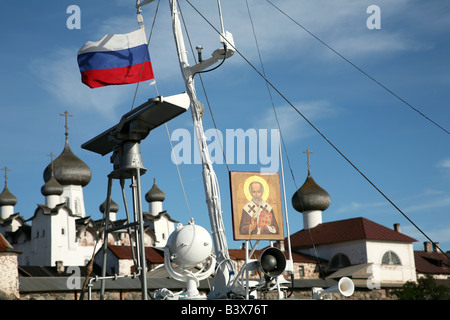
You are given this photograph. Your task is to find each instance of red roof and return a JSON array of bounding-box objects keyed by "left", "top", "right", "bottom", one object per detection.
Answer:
[
  {"left": 108, "top": 245, "right": 164, "bottom": 263},
  {"left": 288, "top": 217, "right": 417, "bottom": 249},
  {"left": 414, "top": 250, "right": 450, "bottom": 275},
  {"left": 0, "top": 233, "right": 20, "bottom": 254},
  {"left": 0, "top": 233, "right": 11, "bottom": 252}
]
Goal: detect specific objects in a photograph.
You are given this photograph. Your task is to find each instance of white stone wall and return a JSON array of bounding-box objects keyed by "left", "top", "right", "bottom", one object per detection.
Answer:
[
  {"left": 366, "top": 241, "right": 417, "bottom": 284},
  {"left": 0, "top": 252, "right": 19, "bottom": 299},
  {"left": 297, "top": 239, "right": 417, "bottom": 285},
  {"left": 299, "top": 240, "right": 368, "bottom": 265}
]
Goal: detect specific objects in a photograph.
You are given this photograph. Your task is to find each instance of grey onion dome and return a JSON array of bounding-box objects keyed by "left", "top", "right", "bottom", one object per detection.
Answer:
[
  {"left": 292, "top": 173, "right": 330, "bottom": 213},
  {"left": 0, "top": 186, "right": 17, "bottom": 206},
  {"left": 145, "top": 179, "right": 165, "bottom": 203},
  {"left": 41, "top": 173, "right": 64, "bottom": 196},
  {"left": 43, "top": 140, "right": 92, "bottom": 187},
  {"left": 100, "top": 198, "right": 119, "bottom": 213}
]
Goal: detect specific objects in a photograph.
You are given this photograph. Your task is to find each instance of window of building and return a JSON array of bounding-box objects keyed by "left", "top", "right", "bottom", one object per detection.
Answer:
[
  {"left": 329, "top": 253, "right": 351, "bottom": 269},
  {"left": 74, "top": 199, "right": 80, "bottom": 214},
  {"left": 381, "top": 250, "right": 401, "bottom": 265},
  {"left": 298, "top": 266, "right": 305, "bottom": 277}
]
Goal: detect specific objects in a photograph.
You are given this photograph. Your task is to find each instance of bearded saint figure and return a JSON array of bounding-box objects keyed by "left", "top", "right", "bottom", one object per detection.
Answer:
[{"left": 239, "top": 181, "right": 280, "bottom": 236}]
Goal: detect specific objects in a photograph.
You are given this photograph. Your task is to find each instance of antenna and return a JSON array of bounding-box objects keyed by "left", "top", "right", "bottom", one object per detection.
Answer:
[
  {"left": 169, "top": 0, "right": 238, "bottom": 299},
  {"left": 82, "top": 93, "right": 189, "bottom": 300}
]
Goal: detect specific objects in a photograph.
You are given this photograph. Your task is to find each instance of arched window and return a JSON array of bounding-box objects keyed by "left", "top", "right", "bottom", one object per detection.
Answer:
[
  {"left": 381, "top": 250, "right": 401, "bottom": 265},
  {"left": 329, "top": 253, "right": 351, "bottom": 269}
]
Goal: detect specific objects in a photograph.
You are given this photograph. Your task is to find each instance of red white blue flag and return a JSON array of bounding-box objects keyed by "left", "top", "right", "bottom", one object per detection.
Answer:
[{"left": 77, "top": 28, "right": 154, "bottom": 88}]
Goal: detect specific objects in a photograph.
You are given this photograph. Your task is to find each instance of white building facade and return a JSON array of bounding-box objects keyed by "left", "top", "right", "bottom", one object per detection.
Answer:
[{"left": 290, "top": 162, "right": 417, "bottom": 287}]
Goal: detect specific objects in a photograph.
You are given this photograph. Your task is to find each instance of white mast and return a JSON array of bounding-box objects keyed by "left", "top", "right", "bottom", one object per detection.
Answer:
[
  {"left": 137, "top": 0, "right": 237, "bottom": 298},
  {"left": 168, "top": 0, "right": 236, "bottom": 298}
]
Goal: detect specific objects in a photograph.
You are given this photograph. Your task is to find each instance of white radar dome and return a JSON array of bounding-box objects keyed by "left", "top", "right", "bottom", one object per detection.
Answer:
[{"left": 167, "top": 222, "right": 213, "bottom": 268}]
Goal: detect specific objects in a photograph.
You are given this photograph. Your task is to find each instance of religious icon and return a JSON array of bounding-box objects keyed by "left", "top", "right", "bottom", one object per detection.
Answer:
[{"left": 229, "top": 171, "right": 284, "bottom": 240}]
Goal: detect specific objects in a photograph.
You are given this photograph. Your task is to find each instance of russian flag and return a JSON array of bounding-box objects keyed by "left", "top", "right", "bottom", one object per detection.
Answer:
[{"left": 77, "top": 28, "right": 154, "bottom": 88}]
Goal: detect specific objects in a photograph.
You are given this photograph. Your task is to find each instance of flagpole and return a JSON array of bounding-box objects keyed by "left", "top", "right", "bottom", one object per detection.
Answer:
[{"left": 278, "top": 129, "right": 293, "bottom": 273}]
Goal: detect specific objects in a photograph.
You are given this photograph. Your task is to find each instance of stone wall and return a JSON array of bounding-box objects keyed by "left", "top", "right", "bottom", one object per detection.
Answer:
[
  {"left": 0, "top": 252, "right": 20, "bottom": 299},
  {"left": 263, "top": 288, "right": 397, "bottom": 300},
  {"left": 19, "top": 290, "right": 144, "bottom": 300},
  {"left": 16, "top": 288, "right": 398, "bottom": 300}
]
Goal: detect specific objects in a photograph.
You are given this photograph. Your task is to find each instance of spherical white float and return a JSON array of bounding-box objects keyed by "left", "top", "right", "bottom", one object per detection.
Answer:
[
  {"left": 163, "top": 220, "right": 216, "bottom": 299},
  {"left": 167, "top": 221, "right": 213, "bottom": 267}
]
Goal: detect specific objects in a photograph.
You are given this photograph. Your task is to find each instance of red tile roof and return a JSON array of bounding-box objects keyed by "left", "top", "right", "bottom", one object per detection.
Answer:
[
  {"left": 288, "top": 217, "right": 417, "bottom": 249},
  {"left": 108, "top": 245, "right": 164, "bottom": 263},
  {"left": 0, "top": 233, "right": 21, "bottom": 254},
  {"left": 414, "top": 250, "right": 450, "bottom": 275},
  {"left": 0, "top": 233, "right": 11, "bottom": 252}
]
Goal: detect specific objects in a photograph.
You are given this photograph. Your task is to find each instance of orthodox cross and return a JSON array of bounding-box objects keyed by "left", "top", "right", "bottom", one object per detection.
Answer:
[
  {"left": 60, "top": 111, "right": 73, "bottom": 140},
  {"left": 303, "top": 149, "right": 313, "bottom": 174},
  {"left": 1, "top": 166, "right": 11, "bottom": 187},
  {"left": 48, "top": 152, "right": 56, "bottom": 172}
]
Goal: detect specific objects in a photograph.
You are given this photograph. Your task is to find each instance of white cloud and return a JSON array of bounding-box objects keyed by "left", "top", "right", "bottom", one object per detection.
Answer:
[
  {"left": 336, "top": 200, "right": 387, "bottom": 214},
  {"left": 336, "top": 189, "right": 450, "bottom": 216},
  {"left": 218, "top": 0, "right": 438, "bottom": 63},
  {"left": 402, "top": 195, "right": 450, "bottom": 213},
  {"left": 254, "top": 100, "right": 337, "bottom": 143},
  {"left": 29, "top": 48, "right": 134, "bottom": 121},
  {"left": 27, "top": 0, "right": 446, "bottom": 122},
  {"left": 437, "top": 158, "right": 450, "bottom": 169},
  {"left": 402, "top": 224, "right": 450, "bottom": 250}
]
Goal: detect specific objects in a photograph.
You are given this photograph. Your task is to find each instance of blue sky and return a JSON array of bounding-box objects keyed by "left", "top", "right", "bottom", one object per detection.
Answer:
[{"left": 1, "top": 0, "right": 449, "bottom": 253}]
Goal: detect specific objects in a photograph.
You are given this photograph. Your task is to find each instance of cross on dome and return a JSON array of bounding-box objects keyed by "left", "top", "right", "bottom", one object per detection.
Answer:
[
  {"left": 1, "top": 166, "right": 11, "bottom": 187},
  {"left": 303, "top": 149, "right": 313, "bottom": 174},
  {"left": 60, "top": 110, "right": 73, "bottom": 141}
]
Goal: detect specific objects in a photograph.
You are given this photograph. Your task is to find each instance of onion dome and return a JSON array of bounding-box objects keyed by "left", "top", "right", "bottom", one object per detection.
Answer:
[
  {"left": 145, "top": 179, "right": 165, "bottom": 203},
  {"left": 43, "top": 112, "right": 91, "bottom": 187},
  {"left": 292, "top": 172, "right": 330, "bottom": 212},
  {"left": 41, "top": 173, "right": 64, "bottom": 196},
  {"left": 99, "top": 198, "right": 119, "bottom": 213},
  {"left": 0, "top": 185, "right": 17, "bottom": 207},
  {"left": 292, "top": 150, "right": 330, "bottom": 213},
  {"left": 43, "top": 139, "right": 92, "bottom": 187}
]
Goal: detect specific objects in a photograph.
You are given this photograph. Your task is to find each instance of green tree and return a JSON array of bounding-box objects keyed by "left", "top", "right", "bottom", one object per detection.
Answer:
[{"left": 393, "top": 275, "right": 450, "bottom": 300}]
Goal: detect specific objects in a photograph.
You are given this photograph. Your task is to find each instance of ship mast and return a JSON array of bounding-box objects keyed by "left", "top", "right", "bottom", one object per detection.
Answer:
[
  {"left": 169, "top": 0, "right": 237, "bottom": 299},
  {"left": 136, "top": 0, "right": 237, "bottom": 299},
  {"left": 168, "top": 0, "right": 236, "bottom": 299}
]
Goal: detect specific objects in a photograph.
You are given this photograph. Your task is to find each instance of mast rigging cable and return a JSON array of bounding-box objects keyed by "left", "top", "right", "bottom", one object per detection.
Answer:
[
  {"left": 245, "top": 0, "right": 328, "bottom": 283},
  {"left": 265, "top": 0, "right": 450, "bottom": 137},
  {"left": 184, "top": 0, "right": 448, "bottom": 258}
]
